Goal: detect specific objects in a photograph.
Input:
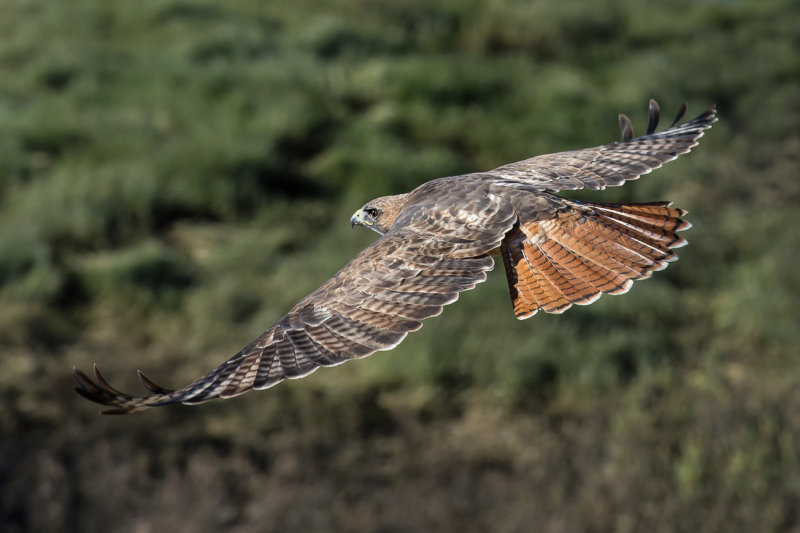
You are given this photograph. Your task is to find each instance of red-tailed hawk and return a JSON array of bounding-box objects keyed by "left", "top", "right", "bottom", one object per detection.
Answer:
[{"left": 75, "top": 100, "right": 716, "bottom": 413}]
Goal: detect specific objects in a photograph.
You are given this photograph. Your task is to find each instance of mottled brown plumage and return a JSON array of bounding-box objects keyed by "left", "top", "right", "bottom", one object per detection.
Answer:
[{"left": 74, "top": 100, "right": 716, "bottom": 413}]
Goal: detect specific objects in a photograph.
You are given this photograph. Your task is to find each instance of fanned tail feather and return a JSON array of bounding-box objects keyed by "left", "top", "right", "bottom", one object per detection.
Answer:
[{"left": 501, "top": 201, "right": 690, "bottom": 318}]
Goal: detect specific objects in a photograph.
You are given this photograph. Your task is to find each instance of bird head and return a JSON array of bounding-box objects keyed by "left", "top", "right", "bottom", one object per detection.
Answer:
[{"left": 350, "top": 194, "right": 408, "bottom": 235}]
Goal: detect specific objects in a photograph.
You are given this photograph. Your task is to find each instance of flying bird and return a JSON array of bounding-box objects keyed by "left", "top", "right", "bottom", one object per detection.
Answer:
[{"left": 75, "top": 100, "right": 716, "bottom": 413}]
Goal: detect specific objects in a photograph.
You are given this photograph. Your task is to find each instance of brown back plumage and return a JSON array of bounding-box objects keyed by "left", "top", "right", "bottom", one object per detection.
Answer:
[{"left": 74, "top": 100, "right": 716, "bottom": 413}]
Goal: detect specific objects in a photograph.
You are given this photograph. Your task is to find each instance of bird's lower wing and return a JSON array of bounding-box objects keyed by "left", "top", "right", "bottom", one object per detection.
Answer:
[{"left": 74, "top": 226, "right": 508, "bottom": 413}]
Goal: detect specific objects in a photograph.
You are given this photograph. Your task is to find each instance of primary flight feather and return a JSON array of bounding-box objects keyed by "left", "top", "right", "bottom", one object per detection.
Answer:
[{"left": 74, "top": 100, "right": 716, "bottom": 413}]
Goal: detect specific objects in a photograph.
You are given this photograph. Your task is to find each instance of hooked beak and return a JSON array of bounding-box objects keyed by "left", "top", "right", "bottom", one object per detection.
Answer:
[{"left": 350, "top": 209, "right": 361, "bottom": 228}]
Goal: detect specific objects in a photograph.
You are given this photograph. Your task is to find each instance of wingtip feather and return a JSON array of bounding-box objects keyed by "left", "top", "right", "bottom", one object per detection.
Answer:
[
  {"left": 647, "top": 99, "right": 660, "bottom": 135},
  {"left": 618, "top": 114, "right": 634, "bottom": 141},
  {"left": 73, "top": 366, "right": 102, "bottom": 394},
  {"left": 137, "top": 370, "right": 175, "bottom": 394},
  {"left": 669, "top": 102, "right": 689, "bottom": 128},
  {"left": 92, "top": 364, "right": 122, "bottom": 396}
]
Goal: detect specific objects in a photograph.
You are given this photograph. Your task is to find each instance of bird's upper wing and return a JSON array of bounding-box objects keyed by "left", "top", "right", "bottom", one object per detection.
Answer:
[
  {"left": 74, "top": 187, "right": 516, "bottom": 413},
  {"left": 486, "top": 101, "right": 717, "bottom": 192}
]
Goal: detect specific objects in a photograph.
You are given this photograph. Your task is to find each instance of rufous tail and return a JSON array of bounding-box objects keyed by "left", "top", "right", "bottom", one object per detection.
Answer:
[{"left": 500, "top": 201, "right": 690, "bottom": 318}]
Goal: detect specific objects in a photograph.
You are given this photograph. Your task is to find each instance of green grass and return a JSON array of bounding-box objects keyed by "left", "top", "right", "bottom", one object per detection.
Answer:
[{"left": 1, "top": 0, "right": 799, "bottom": 531}]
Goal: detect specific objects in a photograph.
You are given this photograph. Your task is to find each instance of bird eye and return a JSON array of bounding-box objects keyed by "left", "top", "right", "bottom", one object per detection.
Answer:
[{"left": 366, "top": 208, "right": 379, "bottom": 218}]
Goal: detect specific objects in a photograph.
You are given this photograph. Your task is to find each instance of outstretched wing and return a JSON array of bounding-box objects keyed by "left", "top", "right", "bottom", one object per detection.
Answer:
[
  {"left": 487, "top": 100, "right": 717, "bottom": 192},
  {"left": 74, "top": 189, "right": 516, "bottom": 413}
]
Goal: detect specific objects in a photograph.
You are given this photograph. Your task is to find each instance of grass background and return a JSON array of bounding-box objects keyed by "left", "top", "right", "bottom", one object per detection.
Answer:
[{"left": 1, "top": 0, "right": 799, "bottom": 531}]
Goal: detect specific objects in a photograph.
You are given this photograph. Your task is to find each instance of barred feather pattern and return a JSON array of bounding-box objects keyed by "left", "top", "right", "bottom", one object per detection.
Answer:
[
  {"left": 75, "top": 190, "right": 515, "bottom": 413},
  {"left": 74, "top": 101, "right": 715, "bottom": 413},
  {"left": 500, "top": 201, "right": 691, "bottom": 318},
  {"left": 489, "top": 99, "right": 716, "bottom": 193}
]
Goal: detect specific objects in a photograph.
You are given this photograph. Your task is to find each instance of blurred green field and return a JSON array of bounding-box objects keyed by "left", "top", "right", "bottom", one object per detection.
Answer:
[{"left": 1, "top": 0, "right": 799, "bottom": 531}]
